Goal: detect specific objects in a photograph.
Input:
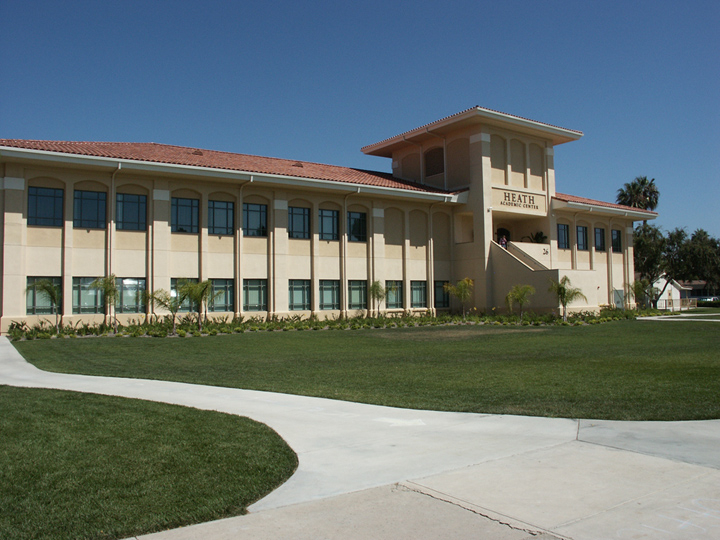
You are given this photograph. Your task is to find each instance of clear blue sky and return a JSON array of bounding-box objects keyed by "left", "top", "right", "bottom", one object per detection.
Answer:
[{"left": 2, "top": 0, "right": 718, "bottom": 236}]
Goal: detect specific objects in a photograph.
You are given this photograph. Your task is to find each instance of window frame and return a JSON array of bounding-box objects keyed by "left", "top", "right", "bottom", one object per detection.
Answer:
[
  {"left": 26, "top": 277, "right": 62, "bottom": 315},
  {"left": 72, "top": 277, "right": 104, "bottom": 314},
  {"left": 116, "top": 193, "right": 147, "bottom": 231},
  {"left": 115, "top": 278, "right": 147, "bottom": 314},
  {"left": 576, "top": 225, "right": 589, "bottom": 251},
  {"left": 243, "top": 279, "right": 268, "bottom": 311},
  {"left": 171, "top": 197, "right": 199, "bottom": 233},
  {"left": 411, "top": 281, "right": 427, "bottom": 308},
  {"left": 434, "top": 281, "right": 450, "bottom": 309},
  {"left": 594, "top": 227, "right": 606, "bottom": 252},
  {"left": 28, "top": 186, "right": 64, "bottom": 227},
  {"left": 319, "top": 209, "right": 339, "bottom": 241},
  {"left": 557, "top": 223, "right": 570, "bottom": 250},
  {"left": 73, "top": 190, "right": 107, "bottom": 229},
  {"left": 242, "top": 203, "right": 267, "bottom": 237},
  {"left": 319, "top": 280, "right": 340, "bottom": 310},
  {"left": 385, "top": 280, "right": 403, "bottom": 309},
  {"left": 208, "top": 200, "right": 235, "bottom": 236},
  {"left": 288, "top": 207, "right": 310, "bottom": 240},
  {"left": 170, "top": 278, "right": 198, "bottom": 313},
  {"left": 348, "top": 280, "right": 367, "bottom": 310},
  {"left": 208, "top": 279, "right": 234, "bottom": 312},
  {"left": 347, "top": 211, "right": 367, "bottom": 242},
  {"left": 288, "top": 279, "right": 311, "bottom": 310},
  {"left": 612, "top": 229, "right": 622, "bottom": 252}
]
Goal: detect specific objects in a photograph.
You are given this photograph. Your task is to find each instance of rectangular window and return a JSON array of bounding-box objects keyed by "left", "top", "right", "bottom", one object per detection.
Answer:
[
  {"left": 170, "top": 278, "right": 198, "bottom": 313},
  {"left": 243, "top": 279, "right": 268, "bottom": 311},
  {"left": 288, "top": 280, "right": 311, "bottom": 310},
  {"left": 74, "top": 190, "right": 106, "bottom": 229},
  {"left": 347, "top": 211, "right": 367, "bottom": 242},
  {"left": 595, "top": 228, "right": 606, "bottom": 251},
  {"left": 209, "top": 279, "right": 234, "bottom": 312},
  {"left": 557, "top": 224, "right": 570, "bottom": 249},
  {"left": 116, "top": 278, "right": 146, "bottom": 314},
  {"left": 411, "top": 281, "right": 427, "bottom": 308},
  {"left": 242, "top": 203, "right": 267, "bottom": 237},
  {"left": 434, "top": 281, "right": 450, "bottom": 308},
  {"left": 577, "top": 226, "right": 588, "bottom": 251},
  {"left": 348, "top": 280, "right": 367, "bottom": 310},
  {"left": 28, "top": 186, "right": 64, "bottom": 227},
  {"left": 612, "top": 229, "right": 622, "bottom": 252},
  {"left": 385, "top": 280, "right": 403, "bottom": 309},
  {"left": 72, "top": 277, "right": 104, "bottom": 314},
  {"left": 208, "top": 200, "right": 234, "bottom": 236},
  {"left": 171, "top": 197, "right": 199, "bottom": 233},
  {"left": 319, "top": 209, "right": 339, "bottom": 241},
  {"left": 116, "top": 193, "right": 147, "bottom": 231},
  {"left": 319, "top": 280, "right": 340, "bottom": 310},
  {"left": 288, "top": 207, "right": 310, "bottom": 239},
  {"left": 26, "top": 277, "right": 62, "bottom": 315}
]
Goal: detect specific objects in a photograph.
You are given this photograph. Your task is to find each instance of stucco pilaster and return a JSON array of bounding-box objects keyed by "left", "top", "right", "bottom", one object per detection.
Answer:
[{"left": 2, "top": 177, "right": 27, "bottom": 320}]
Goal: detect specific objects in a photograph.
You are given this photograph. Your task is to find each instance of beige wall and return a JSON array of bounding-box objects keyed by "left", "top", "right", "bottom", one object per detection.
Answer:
[{"left": 2, "top": 120, "right": 641, "bottom": 329}]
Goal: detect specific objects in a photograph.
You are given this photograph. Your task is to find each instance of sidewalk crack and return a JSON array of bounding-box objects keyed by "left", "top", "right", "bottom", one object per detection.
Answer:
[{"left": 395, "top": 482, "right": 567, "bottom": 539}]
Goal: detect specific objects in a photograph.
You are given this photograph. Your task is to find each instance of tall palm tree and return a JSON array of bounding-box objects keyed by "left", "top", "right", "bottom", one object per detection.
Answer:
[
  {"left": 26, "top": 279, "right": 62, "bottom": 332},
  {"left": 616, "top": 176, "right": 659, "bottom": 211},
  {"left": 548, "top": 276, "right": 587, "bottom": 322}
]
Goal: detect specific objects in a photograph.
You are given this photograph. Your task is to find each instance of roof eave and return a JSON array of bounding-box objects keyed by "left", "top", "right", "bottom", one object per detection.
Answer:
[
  {"left": 362, "top": 107, "right": 583, "bottom": 157},
  {"left": 552, "top": 198, "right": 657, "bottom": 220}
]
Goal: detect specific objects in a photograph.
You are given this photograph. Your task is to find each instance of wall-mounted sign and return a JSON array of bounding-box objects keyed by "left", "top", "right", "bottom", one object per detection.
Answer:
[{"left": 491, "top": 188, "right": 546, "bottom": 216}]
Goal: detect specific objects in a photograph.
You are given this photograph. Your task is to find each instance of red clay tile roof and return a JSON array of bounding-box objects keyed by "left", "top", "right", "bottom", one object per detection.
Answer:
[
  {"left": 554, "top": 192, "right": 657, "bottom": 215},
  {"left": 0, "top": 139, "right": 451, "bottom": 194}
]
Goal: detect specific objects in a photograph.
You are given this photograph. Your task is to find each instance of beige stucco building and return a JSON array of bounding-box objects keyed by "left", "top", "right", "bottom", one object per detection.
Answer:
[{"left": 0, "top": 106, "right": 656, "bottom": 331}]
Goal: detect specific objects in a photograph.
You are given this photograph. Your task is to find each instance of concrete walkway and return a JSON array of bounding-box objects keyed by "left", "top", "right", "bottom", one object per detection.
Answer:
[{"left": 2, "top": 337, "right": 719, "bottom": 540}]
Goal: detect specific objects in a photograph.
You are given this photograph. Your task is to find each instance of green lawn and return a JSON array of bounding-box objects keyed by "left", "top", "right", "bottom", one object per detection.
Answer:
[
  {"left": 14, "top": 319, "right": 720, "bottom": 420},
  {"left": 0, "top": 386, "right": 297, "bottom": 540}
]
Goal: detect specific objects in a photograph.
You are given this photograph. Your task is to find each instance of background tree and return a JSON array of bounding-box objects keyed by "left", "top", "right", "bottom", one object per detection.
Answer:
[
  {"left": 616, "top": 176, "right": 659, "bottom": 212},
  {"left": 633, "top": 223, "right": 666, "bottom": 285},
  {"left": 505, "top": 284, "right": 535, "bottom": 321},
  {"left": 146, "top": 288, "right": 187, "bottom": 335},
  {"left": 444, "top": 278, "right": 474, "bottom": 318},
  {"left": 629, "top": 279, "right": 653, "bottom": 311},
  {"left": 548, "top": 276, "right": 587, "bottom": 322},
  {"left": 687, "top": 229, "right": 720, "bottom": 294},
  {"left": 91, "top": 275, "right": 120, "bottom": 332},
  {"left": 25, "top": 279, "right": 62, "bottom": 332}
]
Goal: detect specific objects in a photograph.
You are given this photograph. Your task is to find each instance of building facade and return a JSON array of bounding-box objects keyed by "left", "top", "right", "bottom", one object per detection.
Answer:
[{"left": 0, "top": 107, "right": 656, "bottom": 331}]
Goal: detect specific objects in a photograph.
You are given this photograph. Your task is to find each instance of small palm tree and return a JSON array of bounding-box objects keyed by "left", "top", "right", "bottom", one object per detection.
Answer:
[
  {"left": 369, "top": 281, "right": 386, "bottom": 316},
  {"left": 146, "top": 288, "right": 187, "bottom": 335},
  {"left": 548, "top": 276, "right": 587, "bottom": 322},
  {"left": 444, "top": 278, "right": 474, "bottom": 319},
  {"left": 26, "top": 279, "right": 62, "bottom": 332},
  {"left": 91, "top": 275, "right": 120, "bottom": 332},
  {"left": 181, "top": 280, "right": 221, "bottom": 331},
  {"left": 505, "top": 284, "right": 535, "bottom": 321}
]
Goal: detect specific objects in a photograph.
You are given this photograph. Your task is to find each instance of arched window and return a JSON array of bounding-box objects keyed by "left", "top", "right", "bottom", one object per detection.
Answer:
[{"left": 424, "top": 147, "right": 444, "bottom": 177}]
